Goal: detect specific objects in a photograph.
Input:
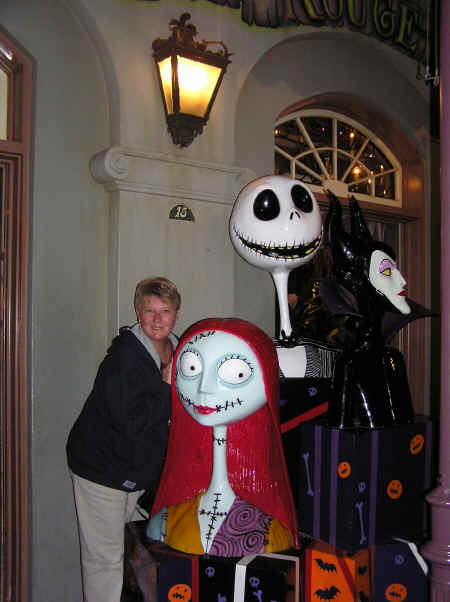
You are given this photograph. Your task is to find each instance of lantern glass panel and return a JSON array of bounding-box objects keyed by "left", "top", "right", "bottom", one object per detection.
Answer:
[
  {"left": 158, "top": 57, "right": 174, "bottom": 115},
  {"left": 177, "top": 56, "right": 221, "bottom": 117}
]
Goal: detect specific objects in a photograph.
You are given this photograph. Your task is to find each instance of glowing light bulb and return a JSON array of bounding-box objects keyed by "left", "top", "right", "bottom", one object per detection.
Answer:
[{"left": 178, "top": 59, "right": 209, "bottom": 92}]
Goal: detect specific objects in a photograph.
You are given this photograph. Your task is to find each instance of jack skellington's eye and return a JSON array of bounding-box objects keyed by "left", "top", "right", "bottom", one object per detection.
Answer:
[
  {"left": 253, "top": 189, "right": 280, "bottom": 221},
  {"left": 291, "top": 184, "right": 313, "bottom": 213},
  {"left": 179, "top": 350, "right": 202, "bottom": 377},
  {"left": 218, "top": 357, "right": 252, "bottom": 385}
]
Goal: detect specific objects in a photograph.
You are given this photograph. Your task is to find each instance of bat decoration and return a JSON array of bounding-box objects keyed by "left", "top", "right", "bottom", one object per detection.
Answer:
[
  {"left": 314, "top": 585, "right": 341, "bottom": 600},
  {"left": 315, "top": 558, "right": 337, "bottom": 572},
  {"left": 357, "top": 565, "right": 368, "bottom": 575}
]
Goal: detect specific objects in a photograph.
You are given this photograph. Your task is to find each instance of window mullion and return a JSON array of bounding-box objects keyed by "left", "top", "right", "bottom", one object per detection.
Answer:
[
  {"left": 275, "top": 110, "right": 402, "bottom": 207},
  {"left": 341, "top": 137, "right": 370, "bottom": 182},
  {"left": 297, "top": 118, "right": 328, "bottom": 178},
  {"left": 293, "top": 157, "right": 322, "bottom": 181}
]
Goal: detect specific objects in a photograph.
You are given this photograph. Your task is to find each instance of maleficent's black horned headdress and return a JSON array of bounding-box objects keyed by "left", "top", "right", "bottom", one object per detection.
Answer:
[{"left": 326, "top": 191, "right": 397, "bottom": 319}]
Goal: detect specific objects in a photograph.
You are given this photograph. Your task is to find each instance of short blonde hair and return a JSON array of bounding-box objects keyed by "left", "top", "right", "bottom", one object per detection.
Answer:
[{"left": 134, "top": 277, "right": 181, "bottom": 312}]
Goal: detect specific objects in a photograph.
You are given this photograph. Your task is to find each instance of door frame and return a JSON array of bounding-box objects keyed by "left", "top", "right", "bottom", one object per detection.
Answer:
[{"left": 0, "top": 27, "right": 33, "bottom": 602}]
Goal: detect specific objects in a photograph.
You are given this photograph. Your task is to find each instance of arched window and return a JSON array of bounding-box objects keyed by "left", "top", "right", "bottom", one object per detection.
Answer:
[
  {"left": 275, "top": 110, "right": 402, "bottom": 207},
  {"left": 0, "top": 30, "right": 32, "bottom": 602},
  {"left": 274, "top": 103, "right": 427, "bottom": 414}
]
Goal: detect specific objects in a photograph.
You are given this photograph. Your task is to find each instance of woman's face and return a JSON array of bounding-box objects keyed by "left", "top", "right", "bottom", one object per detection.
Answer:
[
  {"left": 136, "top": 295, "right": 178, "bottom": 342},
  {"left": 369, "top": 250, "right": 411, "bottom": 314},
  {"left": 175, "top": 330, "right": 266, "bottom": 427}
]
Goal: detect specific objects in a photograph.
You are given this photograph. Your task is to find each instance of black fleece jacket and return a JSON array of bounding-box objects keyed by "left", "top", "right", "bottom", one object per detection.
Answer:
[{"left": 66, "top": 327, "right": 171, "bottom": 492}]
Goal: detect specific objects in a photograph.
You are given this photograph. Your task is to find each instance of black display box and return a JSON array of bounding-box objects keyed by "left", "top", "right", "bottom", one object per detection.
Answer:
[
  {"left": 372, "top": 540, "right": 428, "bottom": 602},
  {"left": 234, "top": 553, "right": 301, "bottom": 602},
  {"left": 198, "top": 554, "right": 238, "bottom": 602},
  {"left": 296, "top": 417, "right": 433, "bottom": 550},
  {"left": 198, "top": 551, "right": 301, "bottom": 602},
  {"left": 124, "top": 521, "right": 305, "bottom": 602},
  {"left": 123, "top": 521, "right": 199, "bottom": 602},
  {"left": 279, "top": 377, "right": 330, "bottom": 428}
]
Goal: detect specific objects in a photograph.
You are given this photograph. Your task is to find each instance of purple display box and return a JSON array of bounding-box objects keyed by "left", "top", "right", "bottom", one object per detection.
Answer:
[{"left": 296, "top": 417, "right": 433, "bottom": 550}]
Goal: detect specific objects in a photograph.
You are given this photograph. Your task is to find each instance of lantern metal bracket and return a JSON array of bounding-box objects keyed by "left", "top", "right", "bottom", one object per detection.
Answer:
[{"left": 152, "top": 13, "right": 232, "bottom": 147}]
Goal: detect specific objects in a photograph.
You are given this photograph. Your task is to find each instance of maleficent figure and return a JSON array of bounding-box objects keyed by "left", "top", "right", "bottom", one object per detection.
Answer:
[{"left": 321, "top": 192, "right": 433, "bottom": 429}]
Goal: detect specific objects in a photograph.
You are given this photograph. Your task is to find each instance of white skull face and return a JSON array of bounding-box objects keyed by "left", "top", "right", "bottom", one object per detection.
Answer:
[
  {"left": 369, "top": 250, "right": 411, "bottom": 315},
  {"left": 229, "top": 175, "right": 322, "bottom": 274}
]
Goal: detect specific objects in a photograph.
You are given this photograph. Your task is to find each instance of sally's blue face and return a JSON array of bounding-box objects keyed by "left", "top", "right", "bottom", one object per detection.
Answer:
[{"left": 175, "top": 330, "right": 266, "bottom": 427}]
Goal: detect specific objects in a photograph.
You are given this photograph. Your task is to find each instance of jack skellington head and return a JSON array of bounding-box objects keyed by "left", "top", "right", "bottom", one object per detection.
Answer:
[
  {"left": 230, "top": 175, "right": 322, "bottom": 273},
  {"left": 229, "top": 175, "right": 322, "bottom": 338}
]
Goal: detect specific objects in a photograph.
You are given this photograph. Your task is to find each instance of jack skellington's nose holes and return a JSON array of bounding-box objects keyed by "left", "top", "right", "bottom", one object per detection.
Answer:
[
  {"left": 253, "top": 189, "right": 280, "bottom": 221},
  {"left": 291, "top": 184, "right": 313, "bottom": 213}
]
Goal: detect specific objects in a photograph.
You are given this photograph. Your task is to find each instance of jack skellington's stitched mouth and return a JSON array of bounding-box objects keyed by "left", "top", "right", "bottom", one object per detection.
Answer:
[{"left": 233, "top": 226, "right": 322, "bottom": 260}]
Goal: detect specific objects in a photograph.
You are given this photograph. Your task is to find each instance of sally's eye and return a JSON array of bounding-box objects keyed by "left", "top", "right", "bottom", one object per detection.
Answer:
[
  {"left": 179, "top": 351, "right": 202, "bottom": 377},
  {"left": 218, "top": 358, "right": 252, "bottom": 385}
]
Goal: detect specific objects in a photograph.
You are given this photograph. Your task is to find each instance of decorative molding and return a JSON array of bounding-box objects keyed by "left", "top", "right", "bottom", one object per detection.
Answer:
[
  {"left": 90, "top": 145, "right": 255, "bottom": 205},
  {"left": 90, "top": 146, "right": 131, "bottom": 182}
]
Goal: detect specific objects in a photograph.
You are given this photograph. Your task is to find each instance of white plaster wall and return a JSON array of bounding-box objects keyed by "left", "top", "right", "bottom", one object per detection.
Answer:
[{"left": 1, "top": 1, "right": 109, "bottom": 600}]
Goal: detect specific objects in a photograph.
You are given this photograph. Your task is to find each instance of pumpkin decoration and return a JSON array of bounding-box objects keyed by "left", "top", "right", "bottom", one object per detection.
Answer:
[
  {"left": 385, "top": 582, "right": 407, "bottom": 601},
  {"left": 409, "top": 434, "right": 424, "bottom": 455},
  {"left": 168, "top": 583, "right": 192, "bottom": 602},
  {"left": 386, "top": 480, "right": 403, "bottom": 500},
  {"left": 338, "top": 461, "right": 351, "bottom": 479}
]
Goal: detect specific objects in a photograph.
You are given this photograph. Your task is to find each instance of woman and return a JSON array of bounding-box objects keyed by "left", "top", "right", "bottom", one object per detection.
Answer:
[
  {"left": 67, "top": 276, "right": 180, "bottom": 602},
  {"left": 147, "top": 317, "right": 299, "bottom": 557}
]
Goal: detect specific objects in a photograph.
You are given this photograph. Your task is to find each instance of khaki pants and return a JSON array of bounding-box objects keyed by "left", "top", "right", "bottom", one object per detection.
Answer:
[{"left": 71, "top": 473, "right": 144, "bottom": 602}]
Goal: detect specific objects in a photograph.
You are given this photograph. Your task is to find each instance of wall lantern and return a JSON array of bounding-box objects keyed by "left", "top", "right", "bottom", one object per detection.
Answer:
[{"left": 152, "top": 13, "right": 231, "bottom": 147}]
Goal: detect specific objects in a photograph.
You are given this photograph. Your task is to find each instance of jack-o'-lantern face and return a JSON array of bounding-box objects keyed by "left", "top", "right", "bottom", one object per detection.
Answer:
[
  {"left": 387, "top": 480, "right": 403, "bottom": 500},
  {"left": 385, "top": 583, "right": 407, "bottom": 601},
  {"left": 410, "top": 434, "right": 424, "bottom": 455},
  {"left": 168, "top": 583, "right": 192, "bottom": 602},
  {"left": 338, "top": 461, "right": 351, "bottom": 479}
]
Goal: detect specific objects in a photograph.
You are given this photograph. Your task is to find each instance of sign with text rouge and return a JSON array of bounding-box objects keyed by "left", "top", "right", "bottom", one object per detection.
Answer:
[{"left": 138, "top": 0, "right": 428, "bottom": 61}]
